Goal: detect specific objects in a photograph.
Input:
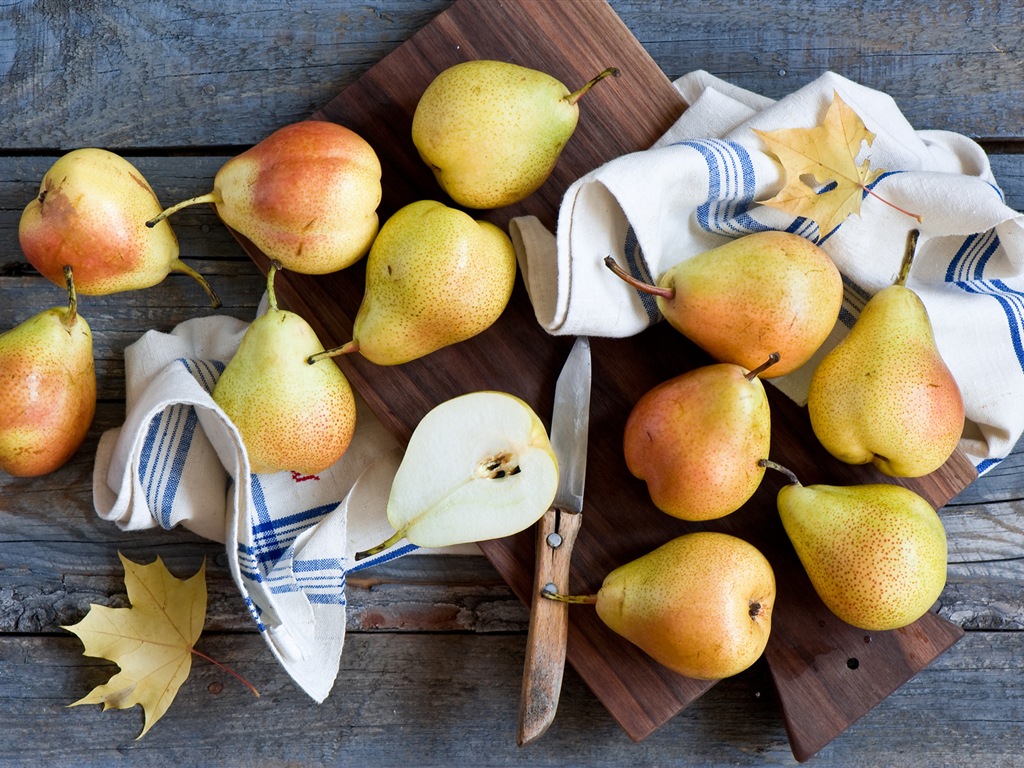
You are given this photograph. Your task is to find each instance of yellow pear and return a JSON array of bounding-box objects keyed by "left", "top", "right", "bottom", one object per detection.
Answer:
[
  {"left": 412, "top": 60, "right": 618, "bottom": 209},
  {"left": 0, "top": 267, "right": 96, "bottom": 477},
  {"left": 605, "top": 230, "right": 842, "bottom": 377},
  {"left": 356, "top": 391, "right": 559, "bottom": 558},
  {"left": 18, "top": 149, "right": 219, "bottom": 305},
  {"left": 807, "top": 230, "right": 964, "bottom": 477},
  {"left": 548, "top": 532, "right": 775, "bottom": 680},
  {"left": 212, "top": 263, "right": 356, "bottom": 475},
  {"left": 760, "top": 460, "right": 948, "bottom": 631},
  {"left": 623, "top": 354, "right": 779, "bottom": 521},
  {"left": 311, "top": 200, "right": 516, "bottom": 366},
  {"left": 149, "top": 121, "right": 382, "bottom": 275}
]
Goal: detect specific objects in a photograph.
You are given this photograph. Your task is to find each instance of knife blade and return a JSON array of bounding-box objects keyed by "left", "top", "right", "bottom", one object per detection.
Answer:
[{"left": 517, "top": 336, "right": 591, "bottom": 746}]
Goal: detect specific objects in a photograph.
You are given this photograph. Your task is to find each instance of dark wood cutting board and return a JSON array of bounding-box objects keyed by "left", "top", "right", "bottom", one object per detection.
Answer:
[{"left": 231, "top": 0, "right": 975, "bottom": 761}]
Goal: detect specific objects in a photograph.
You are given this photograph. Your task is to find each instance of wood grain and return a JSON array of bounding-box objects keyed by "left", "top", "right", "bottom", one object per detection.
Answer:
[
  {"left": 517, "top": 507, "right": 583, "bottom": 746},
  {"left": 4, "top": 2, "right": 1023, "bottom": 148}
]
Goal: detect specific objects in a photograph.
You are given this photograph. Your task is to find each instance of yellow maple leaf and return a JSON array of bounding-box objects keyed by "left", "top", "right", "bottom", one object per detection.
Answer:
[
  {"left": 753, "top": 91, "right": 914, "bottom": 237},
  {"left": 63, "top": 553, "right": 207, "bottom": 738}
]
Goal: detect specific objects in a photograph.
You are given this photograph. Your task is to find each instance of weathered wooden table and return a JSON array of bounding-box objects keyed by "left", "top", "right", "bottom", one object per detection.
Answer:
[{"left": 3, "top": 1, "right": 1024, "bottom": 765}]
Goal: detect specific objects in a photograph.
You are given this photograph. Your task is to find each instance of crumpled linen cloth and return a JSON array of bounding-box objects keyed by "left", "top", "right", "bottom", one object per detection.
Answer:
[
  {"left": 92, "top": 307, "right": 473, "bottom": 702},
  {"left": 510, "top": 70, "right": 1024, "bottom": 473}
]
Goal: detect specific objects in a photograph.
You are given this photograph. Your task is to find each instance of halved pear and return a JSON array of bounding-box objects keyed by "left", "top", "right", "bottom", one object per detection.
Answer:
[{"left": 357, "top": 391, "right": 559, "bottom": 558}]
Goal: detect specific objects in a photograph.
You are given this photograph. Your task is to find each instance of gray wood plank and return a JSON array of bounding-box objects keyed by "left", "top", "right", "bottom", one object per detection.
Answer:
[
  {"left": 0, "top": 631, "right": 1020, "bottom": 767},
  {"left": 2, "top": 1, "right": 1022, "bottom": 148}
]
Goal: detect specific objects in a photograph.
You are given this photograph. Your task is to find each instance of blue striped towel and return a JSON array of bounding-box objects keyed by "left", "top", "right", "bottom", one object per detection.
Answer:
[
  {"left": 510, "top": 70, "right": 1024, "bottom": 474},
  {"left": 92, "top": 313, "right": 424, "bottom": 701}
]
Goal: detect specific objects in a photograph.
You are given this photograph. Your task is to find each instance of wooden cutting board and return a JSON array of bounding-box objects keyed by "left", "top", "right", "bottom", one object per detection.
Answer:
[{"left": 233, "top": 0, "right": 975, "bottom": 760}]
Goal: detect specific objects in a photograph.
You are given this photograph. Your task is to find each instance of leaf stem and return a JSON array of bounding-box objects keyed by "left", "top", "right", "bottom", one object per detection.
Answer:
[
  {"left": 190, "top": 647, "right": 261, "bottom": 698},
  {"left": 864, "top": 186, "right": 922, "bottom": 224}
]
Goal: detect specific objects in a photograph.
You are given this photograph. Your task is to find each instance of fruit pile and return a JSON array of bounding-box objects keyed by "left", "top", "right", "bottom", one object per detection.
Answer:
[{"left": 2, "top": 57, "right": 967, "bottom": 685}]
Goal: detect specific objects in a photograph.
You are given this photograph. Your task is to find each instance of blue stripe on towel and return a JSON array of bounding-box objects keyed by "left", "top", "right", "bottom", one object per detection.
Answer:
[{"left": 945, "top": 230, "right": 1024, "bottom": 373}]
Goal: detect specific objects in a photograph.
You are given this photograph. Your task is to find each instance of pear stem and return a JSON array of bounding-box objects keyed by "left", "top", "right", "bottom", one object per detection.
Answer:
[
  {"left": 758, "top": 458, "right": 800, "bottom": 485},
  {"left": 745, "top": 352, "right": 781, "bottom": 381},
  {"left": 895, "top": 229, "right": 920, "bottom": 287},
  {"left": 266, "top": 260, "right": 282, "bottom": 312},
  {"left": 603, "top": 255, "right": 673, "bottom": 299},
  {"left": 62, "top": 265, "right": 78, "bottom": 330},
  {"left": 145, "top": 191, "right": 222, "bottom": 228},
  {"left": 566, "top": 67, "right": 620, "bottom": 105},
  {"left": 171, "top": 259, "right": 222, "bottom": 309},
  {"left": 541, "top": 591, "right": 598, "bottom": 605},
  {"left": 354, "top": 530, "right": 405, "bottom": 562},
  {"left": 308, "top": 340, "right": 359, "bottom": 366}
]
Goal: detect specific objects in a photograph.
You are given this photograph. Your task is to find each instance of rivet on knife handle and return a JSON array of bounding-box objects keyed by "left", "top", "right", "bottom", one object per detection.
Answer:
[{"left": 517, "top": 506, "right": 583, "bottom": 746}]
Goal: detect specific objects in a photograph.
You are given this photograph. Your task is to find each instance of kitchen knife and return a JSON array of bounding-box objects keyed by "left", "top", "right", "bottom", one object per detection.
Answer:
[{"left": 516, "top": 336, "right": 591, "bottom": 746}]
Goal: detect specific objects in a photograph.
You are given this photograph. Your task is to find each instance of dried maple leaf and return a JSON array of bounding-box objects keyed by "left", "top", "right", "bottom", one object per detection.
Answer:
[
  {"left": 753, "top": 91, "right": 917, "bottom": 237},
  {"left": 63, "top": 553, "right": 217, "bottom": 738}
]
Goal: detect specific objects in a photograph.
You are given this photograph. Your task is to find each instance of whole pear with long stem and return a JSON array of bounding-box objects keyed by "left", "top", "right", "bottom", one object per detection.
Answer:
[
  {"left": 760, "top": 459, "right": 948, "bottom": 631},
  {"left": 605, "top": 230, "right": 842, "bottom": 377},
  {"left": 212, "top": 261, "right": 356, "bottom": 475},
  {"left": 0, "top": 266, "right": 96, "bottom": 477},
  {"left": 412, "top": 61, "right": 619, "bottom": 209},
  {"left": 545, "top": 531, "right": 776, "bottom": 680},
  {"left": 19, "top": 149, "right": 219, "bottom": 305},
  {"left": 807, "top": 229, "right": 965, "bottom": 477},
  {"left": 148, "top": 121, "right": 382, "bottom": 275}
]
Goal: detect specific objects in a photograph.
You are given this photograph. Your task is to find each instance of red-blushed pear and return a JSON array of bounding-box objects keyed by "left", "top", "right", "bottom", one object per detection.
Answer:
[
  {"left": 807, "top": 230, "right": 964, "bottom": 477},
  {"left": 18, "top": 149, "right": 219, "bottom": 305},
  {"left": 412, "top": 60, "right": 618, "bottom": 209},
  {"left": 148, "top": 121, "right": 381, "bottom": 275},
  {"left": 605, "top": 230, "right": 842, "bottom": 377},
  {"left": 0, "top": 266, "right": 96, "bottom": 477},
  {"left": 356, "top": 391, "right": 559, "bottom": 559},
  {"left": 623, "top": 353, "right": 779, "bottom": 521},
  {"left": 309, "top": 200, "right": 516, "bottom": 366},
  {"left": 212, "top": 262, "right": 356, "bottom": 475},
  {"left": 546, "top": 531, "right": 776, "bottom": 680},
  {"left": 760, "top": 459, "right": 948, "bottom": 631}
]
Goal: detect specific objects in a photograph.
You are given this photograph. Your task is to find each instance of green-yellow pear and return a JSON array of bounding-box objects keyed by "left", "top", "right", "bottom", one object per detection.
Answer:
[
  {"left": 311, "top": 200, "right": 516, "bottom": 366},
  {"left": 412, "top": 60, "right": 618, "bottom": 209},
  {"left": 356, "top": 391, "right": 558, "bottom": 559},
  {"left": 548, "top": 532, "right": 775, "bottom": 680},
  {"left": 18, "top": 149, "right": 219, "bottom": 305},
  {"left": 149, "top": 121, "right": 382, "bottom": 275},
  {"left": 807, "top": 230, "right": 964, "bottom": 477},
  {"left": 623, "top": 354, "right": 779, "bottom": 521},
  {"left": 605, "top": 230, "right": 842, "bottom": 377},
  {"left": 0, "top": 266, "right": 96, "bottom": 477},
  {"left": 760, "top": 460, "right": 948, "bottom": 631},
  {"left": 212, "top": 262, "right": 356, "bottom": 475}
]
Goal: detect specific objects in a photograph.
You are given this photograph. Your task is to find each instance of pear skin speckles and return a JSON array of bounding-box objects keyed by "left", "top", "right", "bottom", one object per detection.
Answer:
[
  {"left": 623, "top": 363, "right": 771, "bottom": 521},
  {"left": 0, "top": 307, "right": 95, "bottom": 477},
  {"left": 595, "top": 532, "right": 776, "bottom": 680},
  {"left": 350, "top": 200, "right": 516, "bottom": 365},
  {"left": 807, "top": 285, "right": 965, "bottom": 477},
  {"left": 777, "top": 481, "right": 948, "bottom": 631},
  {"left": 213, "top": 309, "right": 356, "bottom": 475},
  {"left": 659, "top": 231, "right": 842, "bottom": 378},
  {"left": 411, "top": 60, "right": 580, "bottom": 209}
]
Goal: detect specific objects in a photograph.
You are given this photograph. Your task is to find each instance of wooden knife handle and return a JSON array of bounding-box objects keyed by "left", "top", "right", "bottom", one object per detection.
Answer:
[{"left": 516, "top": 505, "right": 583, "bottom": 746}]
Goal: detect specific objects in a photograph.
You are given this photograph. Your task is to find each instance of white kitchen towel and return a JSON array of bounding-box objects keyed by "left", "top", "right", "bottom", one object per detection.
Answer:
[
  {"left": 510, "top": 70, "right": 1024, "bottom": 474},
  {"left": 91, "top": 310, "right": 470, "bottom": 702}
]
